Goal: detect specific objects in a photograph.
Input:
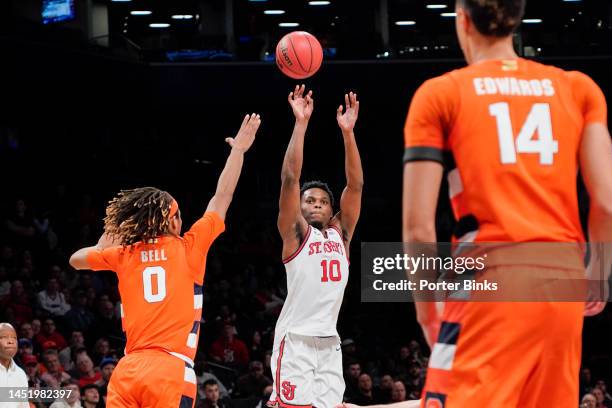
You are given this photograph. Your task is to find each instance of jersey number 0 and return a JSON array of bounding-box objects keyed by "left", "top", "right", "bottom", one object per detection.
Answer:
[{"left": 143, "top": 266, "right": 167, "bottom": 303}]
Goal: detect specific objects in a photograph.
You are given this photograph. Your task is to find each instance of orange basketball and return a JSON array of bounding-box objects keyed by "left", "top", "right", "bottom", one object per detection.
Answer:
[{"left": 275, "top": 31, "right": 323, "bottom": 79}]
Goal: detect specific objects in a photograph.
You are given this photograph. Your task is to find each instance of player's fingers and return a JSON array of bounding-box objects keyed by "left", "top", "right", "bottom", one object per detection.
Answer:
[
  {"left": 225, "top": 137, "right": 234, "bottom": 146},
  {"left": 354, "top": 100, "right": 360, "bottom": 115},
  {"left": 300, "top": 84, "right": 306, "bottom": 96},
  {"left": 239, "top": 113, "right": 249, "bottom": 130},
  {"left": 344, "top": 93, "right": 349, "bottom": 108},
  {"left": 288, "top": 91, "right": 294, "bottom": 101},
  {"left": 337, "top": 105, "right": 343, "bottom": 116},
  {"left": 351, "top": 92, "right": 357, "bottom": 107}
]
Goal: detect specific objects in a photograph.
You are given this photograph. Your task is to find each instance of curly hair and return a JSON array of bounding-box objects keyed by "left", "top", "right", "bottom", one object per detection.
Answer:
[
  {"left": 458, "top": 0, "right": 525, "bottom": 37},
  {"left": 103, "top": 187, "right": 176, "bottom": 246}
]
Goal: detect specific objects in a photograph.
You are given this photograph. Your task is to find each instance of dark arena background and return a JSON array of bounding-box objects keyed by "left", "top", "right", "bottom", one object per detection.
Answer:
[{"left": 0, "top": 0, "right": 611, "bottom": 407}]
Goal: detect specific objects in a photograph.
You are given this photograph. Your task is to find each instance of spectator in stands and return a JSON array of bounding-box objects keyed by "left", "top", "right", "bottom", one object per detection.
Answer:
[
  {"left": 38, "top": 277, "right": 71, "bottom": 317},
  {"left": 40, "top": 349, "right": 71, "bottom": 388},
  {"left": 1, "top": 280, "right": 33, "bottom": 326},
  {"left": 378, "top": 374, "right": 394, "bottom": 404},
  {"left": 22, "top": 354, "right": 43, "bottom": 388},
  {"left": 405, "top": 362, "right": 423, "bottom": 398},
  {"left": 342, "top": 338, "right": 360, "bottom": 364},
  {"left": 64, "top": 291, "right": 95, "bottom": 334},
  {"left": 349, "top": 373, "right": 377, "bottom": 405},
  {"left": 95, "top": 357, "right": 116, "bottom": 403},
  {"left": 236, "top": 360, "right": 272, "bottom": 398},
  {"left": 0, "top": 266, "right": 10, "bottom": 296},
  {"left": 35, "top": 319, "right": 67, "bottom": 350},
  {"left": 49, "top": 381, "right": 81, "bottom": 408},
  {"left": 593, "top": 387, "right": 610, "bottom": 408},
  {"left": 80, "top": 384, "right": 100, "bottom": 408},
  {"left": 391, "top": 380, "right": 407, "bottom": 403},
  {"left": 91, "top": 338, "right": 110, "bottom": 366},
  {"left": 5, "top": 199, "right": 36, "bottom": 250},
  {"left": 19, "top": 323, "right": 34, "bottom": 342},
  {"left": 249, "top": 330, "right": 265, "bottom": 363},
  {"left": 90, "top": 300, "right": 122, "bottom": 348},
  {"left": 209, "top": 323, "right": 249, "bottom": 369},
  {"left": 596, "top": 380, "right": 612, "bottom": 406},
  {"left": 344, "top": 361, "right": 362, "bottom": 401},
  {"left": 31, "top": 319, "right": 41, "bottom": 337},
  {"left": 197, "top": 379, "right": 232, "bottom": 408},
  {"left": 582, "top": 368, "right": 595, "bottom": 395},
  {"left": 582, "top": 393, "right": 597, "bottom": 408},
  {"left": 18, "top": 338, "right": 34, "bottom": 357},
  {"left": 75, "top": 352, "right": 101, "bottom": 388},
  {"left": 195, "top": 362, "right": 229, "bottom": 400},
  {"left": 59, "top": 331, "right": 86, "bottom": 371}
]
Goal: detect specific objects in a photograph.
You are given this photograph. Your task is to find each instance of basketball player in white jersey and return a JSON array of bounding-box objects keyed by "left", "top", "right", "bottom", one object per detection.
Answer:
[{"left": 268, "top": 85, "right": 363, "bottom": 408}]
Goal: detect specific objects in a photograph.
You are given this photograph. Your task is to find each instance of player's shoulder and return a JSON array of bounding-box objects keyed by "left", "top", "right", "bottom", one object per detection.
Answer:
[
  {"left": 524, "top": 58, "right": 598, "bottom": 87},
  {"left": 416, "top": 71, "right": 458, "bottom": 94}
]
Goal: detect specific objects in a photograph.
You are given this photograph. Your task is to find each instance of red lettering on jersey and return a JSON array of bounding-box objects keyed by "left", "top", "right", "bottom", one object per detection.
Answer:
[{"left": 281, "top": 381, "right": 296, "bottom": 401}]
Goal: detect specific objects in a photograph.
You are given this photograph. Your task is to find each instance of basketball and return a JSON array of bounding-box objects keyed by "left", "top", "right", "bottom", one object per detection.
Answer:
[{"left": 275, "top": 31, "right": 323, "bottom": 79}]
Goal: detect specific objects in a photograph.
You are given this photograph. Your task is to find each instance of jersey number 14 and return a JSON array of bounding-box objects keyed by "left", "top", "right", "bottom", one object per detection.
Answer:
[{"left": 489, "top": 102, "right": 558, "bottom": 165}]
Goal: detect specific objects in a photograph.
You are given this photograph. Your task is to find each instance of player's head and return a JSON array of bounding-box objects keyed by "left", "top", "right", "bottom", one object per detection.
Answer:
[
  {"left": 455, "top": 0, "right": 525, "bottom": 63},
  {"left": 104, "top": 187, "right": 182, "bottom": 246},
  {"left": 300, "top": 180, "right": 335, "bottom": 230},
  {"left": 0, "top": 322, "right": 17, "bottom": 360}
]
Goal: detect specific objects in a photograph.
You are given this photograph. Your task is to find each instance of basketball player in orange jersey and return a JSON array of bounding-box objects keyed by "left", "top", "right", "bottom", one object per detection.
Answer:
[
  {"left": 267, "top": 85, "right": 362, "bottom": 408},
  {"left": 402, "top": 0, "right": 612, "bottom": 406},
  {"left": 68, "top": 113, "right": 261, "bottom": 408}
]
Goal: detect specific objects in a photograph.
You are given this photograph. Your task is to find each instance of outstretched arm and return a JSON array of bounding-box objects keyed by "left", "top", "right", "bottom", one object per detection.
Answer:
[
  {"left": 206, "top": 113, "right": 262, "bottom": 220},
  {"left": 336, "top": 401, "right": 421, "bottom": 408},
  {"left": 69, "top": 233, "right": 118, "bottom": 270},
  {"left": 278, "top": 85, "right": 313, "bottom": 255},
  {"left": 580, "top": 122, "right": 612, "bottom": 316},
  {"left": 332, "top": 92, "right": 363, "bottom": 242}
]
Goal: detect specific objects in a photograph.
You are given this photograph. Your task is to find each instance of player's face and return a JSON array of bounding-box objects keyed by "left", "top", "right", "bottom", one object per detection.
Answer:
[
  {"left": 301, "top": 188, "right": 333, "bottom": 229},
  {"left": 168, "top": 211, "right": 182, "bottom": 236},
  {"left": 0, "top": 326, "right": 18, "bottom": 359}
]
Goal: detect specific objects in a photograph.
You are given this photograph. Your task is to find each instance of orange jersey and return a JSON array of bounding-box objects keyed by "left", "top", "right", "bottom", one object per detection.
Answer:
[
  {"left": 86, "top": 212, "right": 225, "bottom": 362},
  {"left": 404, "top": 58, "right": 607, "bottom": 242}
]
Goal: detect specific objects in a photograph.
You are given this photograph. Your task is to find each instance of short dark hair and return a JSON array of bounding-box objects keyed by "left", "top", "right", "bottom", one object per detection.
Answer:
[
  {"left": 300, "top": 181, "right": 335, "bottom": 207},
  {"left": 203, "top": 379, "right": 218, "bottom": 388},
  {"left": 81, "top": 383, "right": 99, "bottom": 393},
  {"left": 457, "top": 0, "right": 525, "bottom": 37}
]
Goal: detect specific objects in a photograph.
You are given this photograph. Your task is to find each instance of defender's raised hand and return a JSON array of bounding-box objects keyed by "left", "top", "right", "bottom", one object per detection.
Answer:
[
  {"left": 225, "top": 113, "right": 261, "bottom": 153},
  {"left": 336, "top": 91, "right": 360, "bottom": 133},
  {"left": 288, "top": 84, "right": 314, "bottom": 123}
]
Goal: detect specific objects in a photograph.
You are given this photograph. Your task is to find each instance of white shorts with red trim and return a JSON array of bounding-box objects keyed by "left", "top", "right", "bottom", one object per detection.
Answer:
[{"left": 268, "top": 332, "right": 344, "bottom": 408}]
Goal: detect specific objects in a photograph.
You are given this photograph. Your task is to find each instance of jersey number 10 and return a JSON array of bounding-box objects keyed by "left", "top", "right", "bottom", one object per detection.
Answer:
[
  {"left": 321, "top": 260, "right": 342, "bottom": 282},
  {"left": 489, "top": 102, "right": 558, "bottom": 165}
]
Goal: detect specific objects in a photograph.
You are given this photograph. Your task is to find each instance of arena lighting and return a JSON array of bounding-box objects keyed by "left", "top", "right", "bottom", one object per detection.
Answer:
[
  {"left": 111, "top": 0, "right": 131, "bottom": 2},
  {"left": 264, "top": 10, "right": 285, "bottom": 15},
  {"left": 171, "top": 15, "right": 194, "bottom": 19},
  {"left": 309, "top": 1, "right": 331, "bottom": 5},
  {"left": 279, "top": 22, "right": 300, "bottom": 27},
  {"left": 395, "top": 21, "right": 416, "bottom": 26},
  {"left": 522, "top": 18, "right": 543, "bottom": 23},
  {"left": 130, "top": 10, "right": 152, "bottom": 15},
  {"left": 149, "top": 23, "right": 170, "bottom": 28},
  {"left": 441, "top": 12, "right": 457, "bottom": 17},
  {"left": 426, "top": 4, "right": 447, "bottom": 9}
]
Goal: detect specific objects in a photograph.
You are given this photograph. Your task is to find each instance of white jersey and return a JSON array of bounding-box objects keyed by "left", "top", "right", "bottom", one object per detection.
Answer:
[{"left": 275, "top": 224, "right": 349, "bottom": 340}]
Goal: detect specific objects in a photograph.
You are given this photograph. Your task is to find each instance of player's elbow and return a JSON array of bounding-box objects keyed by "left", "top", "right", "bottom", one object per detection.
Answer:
[
  {"left": 403, "top": 222, "right": 436, "bottom": 243},
  {"left": 69, "top": 251, "right": 88, "bottom": 270}
]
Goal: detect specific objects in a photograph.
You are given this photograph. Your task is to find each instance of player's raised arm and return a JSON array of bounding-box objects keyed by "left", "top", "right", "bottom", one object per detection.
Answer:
[
  {"left": 278, "top": 85, "right": 312, "bottom": 244},
  {"left": 206, "top": 113, "right": 261, "bottom": 220},
  {"left": 331, "top": 92, "right": 363, "bottom": 242},
  {"left": 69, "top": 232, "right": 119, "bottom": 270},
  {"left": 580, "top": 122, "right": 612, "bottom": 316}
]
